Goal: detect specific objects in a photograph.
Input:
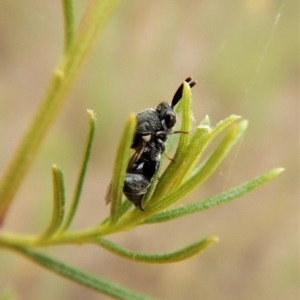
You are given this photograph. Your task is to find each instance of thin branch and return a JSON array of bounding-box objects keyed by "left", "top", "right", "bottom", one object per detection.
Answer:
[{"left": 61, "top": 0, "right": 75, "bottom": 52}]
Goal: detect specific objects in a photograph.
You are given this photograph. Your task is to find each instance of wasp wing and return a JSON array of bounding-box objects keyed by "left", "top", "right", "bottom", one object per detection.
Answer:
[
  {"left": 105, "top": 141, "right": 147, "bottom": 205},
  {"left": 127, "top": 140, "right": 146, "bottom": 171}
]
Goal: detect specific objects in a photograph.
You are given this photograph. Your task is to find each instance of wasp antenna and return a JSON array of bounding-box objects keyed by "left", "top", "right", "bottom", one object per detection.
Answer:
[
  {"left": 172, "top": 130, "right": 189, "bottom": 134},
  {"left": 171, "top": 78, "right": 196, "bottom": 108},
  {"left": 189, "top": 80, "right": 197, "bottom": 88},
  {"left": 171, "top": 83, "right": 184, "bottom": 108},
  {"left": 186, "top": 77, "right": 197, "bottom": 88},
  {"left": 185, "top": 76, "right": 192, "bottom": 83}
]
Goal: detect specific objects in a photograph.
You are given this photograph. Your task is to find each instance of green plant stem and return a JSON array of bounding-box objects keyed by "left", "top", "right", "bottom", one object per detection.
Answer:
[
  {"left": 0, "top": 0, "right": 122, "bottom": 221},
  {"left": 62, "top": 0, "right": 75, "bottom": 52},
  {"left": 0, "top": 167, "right": 284, "bottom": 248}
]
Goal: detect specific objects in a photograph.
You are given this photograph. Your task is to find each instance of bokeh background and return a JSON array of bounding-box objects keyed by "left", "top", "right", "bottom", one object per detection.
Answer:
[{"left": 0, "top": 1, "right": 298, "bottom": 299}]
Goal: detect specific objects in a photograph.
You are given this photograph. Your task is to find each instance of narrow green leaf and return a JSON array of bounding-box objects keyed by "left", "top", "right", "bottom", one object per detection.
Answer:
[
  {"left": 107, "top": 114, "right": 136, "bottom": 223},
  {"left": 11, "top": 246, "right": 156, "bottom": 300},
  {"left": 152, "top": 125, "right": 209, "bottom": 200},
  {"left": 147, "top": 120, "right": 248, "bottom": 212},
  {"left": 188, "top": 120, "right": 248, "bottom": 182},
  {"left": 143, "top": 168, "right": 284, "bottom": 224},
  {"left": 61, "top": 0, "right": 75, "bottom": 52},
  {"left": 40, "top": 165, "right": 66, "bottom": 238},
  {"left": 93, "top": 237, "right": 218, "bottom": 263},
  {"left": 182, "top": 114, "right": 242, "bottom": 182},
  {"left": 190, "top": 121, "right": 244, "bottom": 179},
  {"left": 61, "top": 110, "right": 96, "bottom": 232},
  {"left": 142, "top": 173, "right": 159, "bottom": 204}
]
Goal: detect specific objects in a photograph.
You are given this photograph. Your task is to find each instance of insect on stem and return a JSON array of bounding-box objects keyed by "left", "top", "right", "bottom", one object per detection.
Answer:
[{"left": 106, "top": 77, "right": 197, "bottom": 211}]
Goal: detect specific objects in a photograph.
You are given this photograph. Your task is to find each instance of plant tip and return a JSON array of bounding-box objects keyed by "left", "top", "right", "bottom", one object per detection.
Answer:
[
  {"left": 212, "top": 236, "right": 220, "bottom": 243},
  {"left": 275, "top": 167, "right": 285, "bottom": 173}
]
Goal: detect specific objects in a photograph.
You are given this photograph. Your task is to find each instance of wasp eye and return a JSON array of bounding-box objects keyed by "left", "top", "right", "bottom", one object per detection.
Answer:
[{"left": 164, "top": 111, "right": 176, "bottom": 128}]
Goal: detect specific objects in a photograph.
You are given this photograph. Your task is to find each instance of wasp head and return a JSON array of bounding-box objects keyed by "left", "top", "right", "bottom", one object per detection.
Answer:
[{"left": 156, "top": 102, "right": 177, "bottom": 129}]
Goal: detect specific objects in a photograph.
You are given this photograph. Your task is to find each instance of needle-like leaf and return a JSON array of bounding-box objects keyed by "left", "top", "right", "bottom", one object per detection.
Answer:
[
  {"left": 107, "top": 114, "right": 136, "bottom": 223},
  {"left": 143, "top": 168, "right": 284, "bottom": 224},
  {"left": 11, "top": 246, "right": 156, "bottom": 300},
  {"left": 40, "top": 165, "right": 66, "bottom": 238},
  {"left": 60, "top": 110, "right": 96, "bottom": 232},
  {"left": 175, "top": 81, "right": 194, "bottom": 152},
  {"left": 93, "top": 237, "right": 218, "bottom": 263}
]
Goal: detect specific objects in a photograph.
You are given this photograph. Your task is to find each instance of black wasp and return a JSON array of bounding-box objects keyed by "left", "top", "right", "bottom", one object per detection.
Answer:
[{"left": 106, "top": 77, "right": 196, "bottom": 211}]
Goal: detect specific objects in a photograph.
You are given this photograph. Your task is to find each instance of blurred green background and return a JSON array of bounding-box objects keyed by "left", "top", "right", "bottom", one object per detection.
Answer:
[{"left": 0, "top": 1, "right": 298, "bottom": 299}]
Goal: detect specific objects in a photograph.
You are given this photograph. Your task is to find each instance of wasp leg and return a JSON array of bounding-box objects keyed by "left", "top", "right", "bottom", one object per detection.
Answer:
[
  {"left": 154, "top": 137, "right": 176, "bottom": 163},
  {"left": 172, "top": 130, "right": 189, "bottom": 134},
  {"left": 163, "top": 151, "right": 175, "bottom": 162}
]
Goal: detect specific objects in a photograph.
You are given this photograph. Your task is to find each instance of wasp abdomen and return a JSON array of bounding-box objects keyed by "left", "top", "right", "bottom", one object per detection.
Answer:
[{"left": 123, "top": 173, "right": 150, "bottom": 211}]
